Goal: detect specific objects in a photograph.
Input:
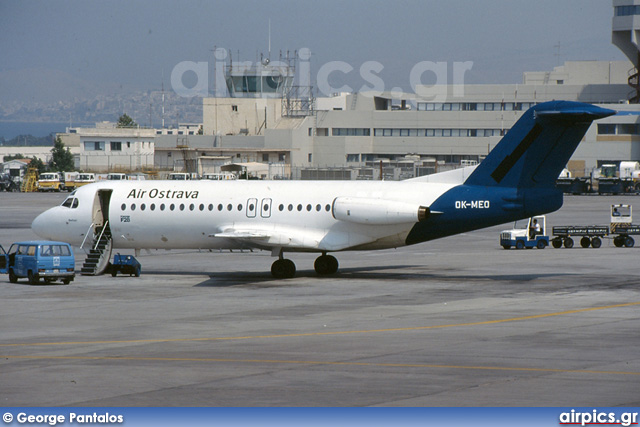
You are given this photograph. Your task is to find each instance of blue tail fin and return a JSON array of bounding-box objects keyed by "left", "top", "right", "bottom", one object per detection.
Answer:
[{"left": 464, "top": 101, "right": 615, "bottom": 188}]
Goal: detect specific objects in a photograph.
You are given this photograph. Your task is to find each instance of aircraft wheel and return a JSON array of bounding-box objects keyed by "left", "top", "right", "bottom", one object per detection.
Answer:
[
  {"left": 271, "top": 259, "right": 296, "bottom": 279},
  {"left": 591, "top": 236, "right": 602, "bottom": 248},
  {"left": 625, "top": 236, "right": 635, "bottom": 248},
  {"left": 551, "top": 238, "right": 562, "bottom": 249},
  {"left": 515, "top": 240, "right": 525, "bottom": 250},
  {"left": 563, "top": 237, "right": 574, "bottom": 249},
  {"left": 314, "top": 255, "right": 339, "bottom": 275},
  {"left": 9, "top": 269, "right": 17, "bottom": 283},
  {"left": 580, "top": 237, "right": 591, "bottom": 248}
]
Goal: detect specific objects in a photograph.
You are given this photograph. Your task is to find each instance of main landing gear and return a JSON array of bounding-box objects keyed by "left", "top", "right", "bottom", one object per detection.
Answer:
[{"left": 270, "top": 251, "right": 339, "bottom": 279}]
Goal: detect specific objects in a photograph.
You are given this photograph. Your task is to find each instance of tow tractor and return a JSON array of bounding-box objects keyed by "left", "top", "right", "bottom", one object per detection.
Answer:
[
  {"left": 500, "top": 215, "right": 549, "bottom": 249},
  {"left": 107, "top": 253, "right": 141, "bottom": 277},
  {"left": 551, "top": 204, "right": 640, "bottom": 248}
]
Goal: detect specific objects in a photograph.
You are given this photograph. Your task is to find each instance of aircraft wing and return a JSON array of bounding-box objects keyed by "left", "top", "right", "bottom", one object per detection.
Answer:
[
  {"left": 211, "top": 225, "right": 378, "bottom": 252},
  {"left": 211, "top": 227, "right": 316, "bottom": 249}
]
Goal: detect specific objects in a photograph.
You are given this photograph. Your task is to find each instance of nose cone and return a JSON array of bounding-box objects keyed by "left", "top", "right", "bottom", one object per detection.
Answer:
[{"left": 32, "top": 209, "right": 55, "bottom": 240}]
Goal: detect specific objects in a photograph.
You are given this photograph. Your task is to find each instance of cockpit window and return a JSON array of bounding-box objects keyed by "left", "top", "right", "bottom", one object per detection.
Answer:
[{"left": 61, "top": 197, "right": 79, "bottom": 208}]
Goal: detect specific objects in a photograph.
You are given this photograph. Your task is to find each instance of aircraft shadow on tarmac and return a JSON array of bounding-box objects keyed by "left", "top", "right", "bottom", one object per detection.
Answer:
[{"left": 141, "top": 265, "right": 573, "bottom": 288}]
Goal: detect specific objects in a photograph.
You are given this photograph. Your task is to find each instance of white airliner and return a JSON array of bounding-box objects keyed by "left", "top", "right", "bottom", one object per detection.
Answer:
[{"left": 32, "top": 101, "right": 614, "bottom": 278}]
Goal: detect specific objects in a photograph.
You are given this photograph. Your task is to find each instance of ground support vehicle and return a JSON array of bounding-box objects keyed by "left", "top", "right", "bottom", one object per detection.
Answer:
[
  {"left": 500, "top": 216, "right": 549, "bottom": 249},
  {"left": 37, "top": 172, "right": 64, "bottom": 192},
  {"left": 1, "top": 241, "right": 75, "bottom": 284},
  {"left": 551, "top": 204, "right": 640, "bottom": 248},
  {"left": 551, "top": 226, "right": 608, "bottom": 248},
  {"left": 108, "top": 253, "right": 141, "bottom": 277}
]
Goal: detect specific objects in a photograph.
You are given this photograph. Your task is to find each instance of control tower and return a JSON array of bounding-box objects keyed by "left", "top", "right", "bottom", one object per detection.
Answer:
[
  {"left": 613, "top": 0, "right": 640, "bottom": 101},
  {"left": 225, "top": 53, "right": 295, "bottom": 98}
]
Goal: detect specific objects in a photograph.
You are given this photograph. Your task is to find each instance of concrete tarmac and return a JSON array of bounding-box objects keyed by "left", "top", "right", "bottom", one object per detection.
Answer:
[{"left": 0, "top": 192, "right": 638, "bottom": 406}]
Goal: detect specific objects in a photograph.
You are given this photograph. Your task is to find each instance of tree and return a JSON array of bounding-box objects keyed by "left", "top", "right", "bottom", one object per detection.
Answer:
[
  {"left": 29, "top": 156, "right": 46, "bottom": 174},
  {"left": 49, "top": 136, "right": 75, "bottom": 172},
  {"left": 117, "top": 113, "right": 137, "bottom": 128}
]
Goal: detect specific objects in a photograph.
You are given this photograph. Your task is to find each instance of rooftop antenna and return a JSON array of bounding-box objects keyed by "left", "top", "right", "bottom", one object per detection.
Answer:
[
  {"left": 554, "top": 41, "right": 562, "bottom": 66},
  {"left": 161, "top": 70, "right": 165, "bottom": 129},
  {"left": 268, "top": 18, "right": 271, "bottom": 60}
]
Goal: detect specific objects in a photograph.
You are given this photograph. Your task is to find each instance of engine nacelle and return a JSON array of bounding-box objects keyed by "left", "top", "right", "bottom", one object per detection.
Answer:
[{"left": 332, "top": 197, "right": 430, "bottom": 225}]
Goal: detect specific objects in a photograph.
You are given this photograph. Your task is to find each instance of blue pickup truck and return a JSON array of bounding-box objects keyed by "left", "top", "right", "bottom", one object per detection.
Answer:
[{"left": 0, "top": 241, "right": 75, "bottom": 285}]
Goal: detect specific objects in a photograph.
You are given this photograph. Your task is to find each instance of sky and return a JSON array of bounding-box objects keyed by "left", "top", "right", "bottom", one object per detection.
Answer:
[{"left": 0, "top": 0, "right": 629, "bottom": 102}]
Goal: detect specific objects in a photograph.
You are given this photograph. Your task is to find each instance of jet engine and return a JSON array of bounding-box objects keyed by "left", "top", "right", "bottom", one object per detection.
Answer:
[{"left": 332, "top": 197, "right": 430, "bottom": 225}]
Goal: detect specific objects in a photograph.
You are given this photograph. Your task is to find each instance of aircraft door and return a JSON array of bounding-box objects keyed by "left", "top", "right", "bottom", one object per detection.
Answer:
[
  {"left": 92, "top": 189, "right": 113, "bottom": 232},
  {"left": 261, "top": 198, "right": 272, "bottom": 218},
  {"left": 247, "top": 198, "right": 258, "bottom": 218}
]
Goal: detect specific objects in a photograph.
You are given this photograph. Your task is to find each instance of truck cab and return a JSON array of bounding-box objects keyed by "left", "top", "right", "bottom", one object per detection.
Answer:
[
  {"left": 611, "top": 204, "right": 636, "bottom": 247},
  {"left": 3, "top": 241, "right": 75, "bottom": 285},
  {"left": 74, "top": 173, "right": 96, "bottom": 188},
  {"left": 37, "top": 172, "right": 63, "bottom": 192},
  {"left": 500, "top": 215, "right": 549, "bottom": 249},
  {"left": 168, "top": 172, "right": 191, "bottom": 180}
]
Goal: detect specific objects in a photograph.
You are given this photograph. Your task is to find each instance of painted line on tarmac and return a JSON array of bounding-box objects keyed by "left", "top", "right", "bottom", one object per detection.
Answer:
[
  {"left": 1, "top": 301, "right": 638, "bottom": 348},
  {"left": 1, "top": 354, "right": 639, "bottom": 377}
]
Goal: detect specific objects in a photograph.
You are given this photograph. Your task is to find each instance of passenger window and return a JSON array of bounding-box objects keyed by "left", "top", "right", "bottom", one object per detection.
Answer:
[
  {"left": 58, "top": 245, "right": 70, "bottom": 256},
  {"left": 131, "top": 204, "right": 136, "bottom": 211},
  {"left": 278, "top": 204, "right": 284, "bottom": 211},
  {"left": 170, "top": 204, "right": 175, "bottom": 211},
  {"left": 41, "top": 245, "right": 53, "bottom": 256},
  {"left": 288, "top": 204, "right": 293, "bottom": 211},
  {"left": 161, "top": 204, "right": 165, "bottom": 211},
  {"left": 306, "top": 204, "right": 312, "bottom": 211},
  {"left": 218, "top": 204, "right": 223, "bottom": 211},
  {"left": 150, "top": 204, "right": 156, "bottom": 211},
  {"left": 121, "top": 203, "right": 126, "bottom": 211},
  {"left": 180, "top": 204, "right": 185, "bottom": 211},
  {"left": 189, "top": 204, "right": 194, "bottom": 211},
  {"left": 316, "top": 204, "right": 321, "bottom": 212},
  {"left": 238, "top": 204, "right": 243, "bottom": 211},
  {"left": 199, "top": 204, "right": 204, "bottom": 211},
  {"left": 227, "top": 204, "right": 232, "bottom": 211},
  {"left": 141, "top": 204, "right": 146, "bottom": 211},
  {"left": 208, "top": 204, "right": 213, "bottom": 211},
  {"left": 325, "top": 204, "right": 331, "bottom": 212},
  {"left": 297, "top": 204, "right": 302, "bottom": 211}
]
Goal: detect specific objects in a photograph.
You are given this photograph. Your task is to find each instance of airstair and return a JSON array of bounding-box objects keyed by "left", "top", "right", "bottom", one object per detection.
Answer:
[{"left": 80, "top": 221, "right": 113, "bottom": 275}]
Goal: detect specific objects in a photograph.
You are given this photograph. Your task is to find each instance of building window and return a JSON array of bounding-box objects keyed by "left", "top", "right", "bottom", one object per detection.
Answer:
[
  {"left": 308, "top": 153, "right": 312, "bottom": 162},
  {"left": 262, "top": 153, "right": 269, "bottom": 162},
  {"left": 111, "top": 141, "right": 122, "bottom": 151},
  {"left": 84, "top": 141, "right": 105, "bottom": 151},
  {"left": 332, "top": 128, "right": 371, "bottom": 136},
  {"left": 597, "top": 124, "right": 616, "bottom": 135},
  {"left": 618, "top": 124, "right": 640, "bottom": 135},
  {"left": 232, "top": 105, "right": 238, "bottom": 112}
]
